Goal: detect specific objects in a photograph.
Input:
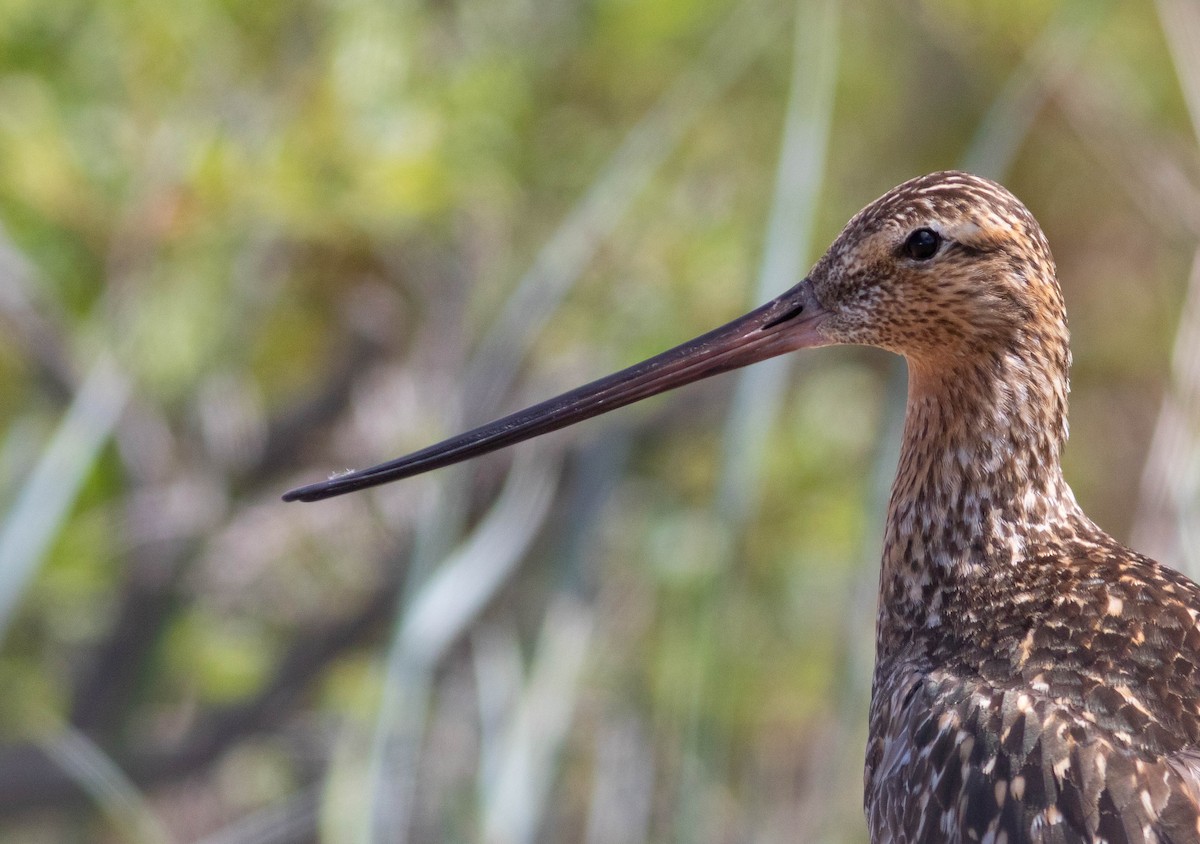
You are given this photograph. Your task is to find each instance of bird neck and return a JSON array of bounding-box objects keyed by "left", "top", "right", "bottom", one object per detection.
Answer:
[{"left": 878, "top": 339, "right": 1083, "bottom": 633}]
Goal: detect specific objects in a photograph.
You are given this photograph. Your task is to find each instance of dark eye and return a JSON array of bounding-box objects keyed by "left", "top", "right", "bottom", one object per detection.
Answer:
[{"left": 903, "top": 228, "right": 941, "bottom": 261}]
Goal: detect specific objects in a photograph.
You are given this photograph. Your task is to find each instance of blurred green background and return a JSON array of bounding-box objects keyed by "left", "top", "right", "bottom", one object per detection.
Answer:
[{"left": 2, "top": 0, "right": 1200, "bottom": 841}]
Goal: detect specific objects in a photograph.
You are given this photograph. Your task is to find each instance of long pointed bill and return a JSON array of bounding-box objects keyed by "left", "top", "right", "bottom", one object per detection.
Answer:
[{"left": 283, "top": 279, "right": 828, "bottom": 502}]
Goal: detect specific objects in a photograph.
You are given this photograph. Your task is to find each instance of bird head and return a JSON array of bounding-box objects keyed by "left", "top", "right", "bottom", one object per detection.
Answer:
[{"left": 807, "top": 171, "right": 1065, "bottom": 369}]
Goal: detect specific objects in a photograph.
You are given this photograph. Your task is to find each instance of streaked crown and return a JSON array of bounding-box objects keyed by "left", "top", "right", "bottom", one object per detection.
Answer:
[{"left": 809, "top": 171, "right": 1067, "bottom": 372}]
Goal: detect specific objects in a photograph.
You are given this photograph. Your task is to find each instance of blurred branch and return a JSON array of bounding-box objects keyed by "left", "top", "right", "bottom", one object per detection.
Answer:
[
  {"left": 39, "top": 727, "right": 176, "bottom": 844},
  {"left": 476, "top": 434, "right": 628, "bottom": 844},
  {"left": 194, "top": 787, "right": 321, "bottom": 844},
  {"left": 583, "top": 714, "right": 654, "bottom": 844},
  {"left": 479, "top": 595, "right": 594, "bottom": 844},
  {"left": 70, "top": 279, "right": 396, "bottom": 736},
  {"left": 394, "top": 452, "right": 558, "bottom": 669},
  {"left": 0, "top": 545, "right": 405, "bottom": 813},
  {"left": 0, "top": 221, "right": 78, "bottom": 401},
  {"left": 1157, "top": 0, "right": 1200, "bottom": 144},
  {"left": 366, "top": 451, "right": 559, "bottom": 843},
  {"left": 0, "top": 355, "right": 131, "bottom": 642},
  {"left": 1058, "top": 83, "right": 1200, "bottom": 236},
  {"left": 1131, "top": 0, "right": 1200, "bottom": 575},
  {"left": 961, "top": 0, "right": 1107, "bottom": 178},
  {"left": 68, "top": 537, "right": 200, "bottom": 738},
  {"left": 1133, "top": 247, "right": 1200, "bottom": 573}
]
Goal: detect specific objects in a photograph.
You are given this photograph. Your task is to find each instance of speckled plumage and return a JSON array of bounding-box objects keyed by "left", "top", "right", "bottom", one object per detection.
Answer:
[
  {"left": 285, "top": 170, "right": 1200, "bottom": 843},
  {"left": 825, "top": 173, "right": 1200, "bottom": 843}
]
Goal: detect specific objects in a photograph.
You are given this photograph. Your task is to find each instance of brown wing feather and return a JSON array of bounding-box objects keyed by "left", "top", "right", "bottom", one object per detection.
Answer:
[
  {"left": 868, "top": 674, "right": 1200, "bottom": 843},
  {"left": 867, "top": 538, "right": 1200, "bottom": 843}
]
